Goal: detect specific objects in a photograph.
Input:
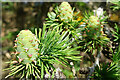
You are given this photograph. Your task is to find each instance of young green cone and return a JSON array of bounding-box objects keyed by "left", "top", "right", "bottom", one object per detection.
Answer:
[
  {"left": 83, "top": 15, "right": 102, "bottom": 40},
  {"left": 15, "top": 30, "right": 39, "bottom": 64},
  {"left": 58, "top": 1, "right": 73, "bottom": 22}
]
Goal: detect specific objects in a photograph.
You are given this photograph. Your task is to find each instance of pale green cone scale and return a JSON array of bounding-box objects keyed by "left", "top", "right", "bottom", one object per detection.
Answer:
[
  {"left": 89, "top": 16, "right": 100, "bottom": 27},
  {"left": 84, "top": 16, "right": 103, "bottom": 39},
  {"left": 58, "top": 2, "right": 73, "bottom": 22},
  {"left": 15, "top": 30, "right": 39, "bottom": 64}
]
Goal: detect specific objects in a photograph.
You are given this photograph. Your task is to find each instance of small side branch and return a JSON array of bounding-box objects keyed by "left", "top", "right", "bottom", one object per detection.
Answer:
[{"left": 87, "top": 47, "right": 102, "bottom": 80}]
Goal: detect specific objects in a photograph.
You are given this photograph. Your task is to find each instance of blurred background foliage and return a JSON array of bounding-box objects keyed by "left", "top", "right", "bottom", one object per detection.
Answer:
[{"left": 1, "top": 1, "right": 120, "bottom": 79}]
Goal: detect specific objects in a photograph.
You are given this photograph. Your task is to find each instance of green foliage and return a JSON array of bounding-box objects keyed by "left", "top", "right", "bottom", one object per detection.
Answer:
[
  {"left": 92, "top": 63, "right": 120, "bottom": 80},
  {"left": 4, "top": 1, "right": 120, "bottom": 79},
  {"left": 36, "top": 24, "right": 82, "bottom": 78},
  {"left": 92, "top": 34, "right": 120, "bottom": 80},
  {"left": 47, "top": 12, "right": 56, "bottom": 20},
  {"left": 109, "top": 0, "right": 120, "bottom": 10},
  {"left": 113, "top": 45, "right": 120, "bottom": 79},
  {"left": 3, "top": 62, "right": 40, "bottom": 79},
  {"left": 80, "top": 11, "right": 109, "bottom": 53},
  {"left": 3, "top": 25, "right": 82, "bottom": 79},
  {"left": 3, "top": 2, "right": 82, "bottom": 79},
  {"left": 45, "top": 2, "right": 83, "bottom": 44},
  {"left": 45, "top": 1, "right": 82, "bottom": 30},
  {"left": 112, "top": 45, "right": 120, "bottom": 63},
  {"left": 92, "top": 45, "right": 120, "bottom": 80},
  {"left": 111, "top": 24, "right": 120, "bottom": 42}
]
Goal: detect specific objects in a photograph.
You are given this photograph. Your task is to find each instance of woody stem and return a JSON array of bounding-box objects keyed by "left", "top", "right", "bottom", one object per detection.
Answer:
[{"left": 87, "top": 46, "right": 102, "bottom": 80}]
